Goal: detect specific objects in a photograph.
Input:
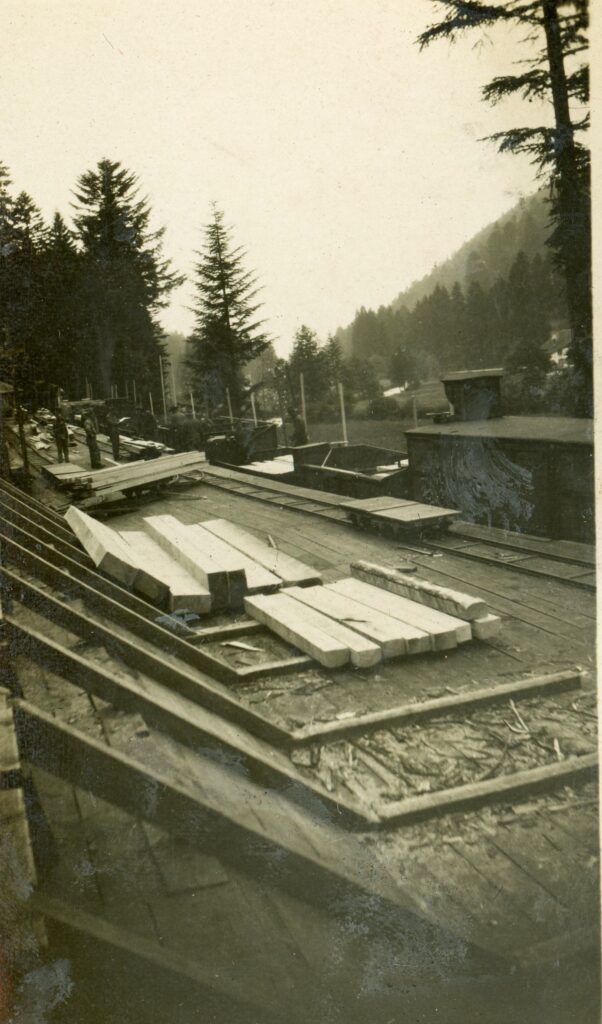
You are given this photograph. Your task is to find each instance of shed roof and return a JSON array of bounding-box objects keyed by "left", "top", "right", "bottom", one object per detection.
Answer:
[{"left": 406, "top": 415, "right": 592, "bottom": 446}]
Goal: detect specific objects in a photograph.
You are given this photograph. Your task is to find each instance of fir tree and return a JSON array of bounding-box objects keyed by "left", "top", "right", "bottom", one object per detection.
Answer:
[
  {"left": 72, "top": 158, "right": 182, "bottom": 399},
  {"left": 188, "top": 205, "right": 269, "bottom": 416},
  {"left": 288, "top": 325, "right": 326, "bottom": 409},
  {"left": 419, "top": 1, "right": 591, "bottom": 412}
]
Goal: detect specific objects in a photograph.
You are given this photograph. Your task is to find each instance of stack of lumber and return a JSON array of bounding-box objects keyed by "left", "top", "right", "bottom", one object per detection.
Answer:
[
  {"left": 72, "top": 425, "right": 171, "bottom": 459},
  {"left": 200, "top": 519, "right": 322, "bottom": 586},
  {"left": 64, "top": 509, "right": 320, "bottom": 615},
  {"left": 50, "top": 452, "right": 207, "bottom": 505},
  {"left": 66, "top": 506, "right": 171, "bottom": 605},
  {"left": 350, "top": 561, "right": 501, "bottom": 639},
  {"left": 245, "top": 564, "right": 501, "bottom": 669}
]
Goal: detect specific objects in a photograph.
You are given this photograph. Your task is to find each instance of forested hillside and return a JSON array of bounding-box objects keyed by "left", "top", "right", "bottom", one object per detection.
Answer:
[{"left": 335, "top": 191, "right": 569, "bottom": 380}]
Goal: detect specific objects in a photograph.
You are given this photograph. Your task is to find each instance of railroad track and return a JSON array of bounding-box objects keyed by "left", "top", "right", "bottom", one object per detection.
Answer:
[{"left": 198, "top": 467, "right": 596, "bottom": 591}]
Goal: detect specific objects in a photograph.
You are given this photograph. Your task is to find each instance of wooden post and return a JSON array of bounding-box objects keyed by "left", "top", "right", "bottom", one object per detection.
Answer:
[
  {"left": 338, "top": 382, "right": 348, "bottom": 444},
  {"left": 190, "top": 391, "right": 196, "bottom": 419},
  {"left": 159, "top": 357, "right": 167, "bottom": 418},
  {"left": 149, "top": 392, "right": 155, "bottom": 416},
  {"left": 250, "top": 391, "right": 258, "bottom": 426},
  {"left": 171, "top": 364, "right": 177, "bottom": 407},
  {"left": 15, "top": 392, "right": 30, "bottom": 479},
  {"left": 300, "top": 373, "right": 307, "bottom": 432},
  {"left": 412, "top": 395, "right": 418, "bottom": 429},
  {"left": 277, "top": 392, "right": 288, "bottom": 445},
  {"left": 132, "top": 380, "right": 137, "bottom": 405},
  {"left": 226, "top": 387, "right": 234, "bottom": 427}
]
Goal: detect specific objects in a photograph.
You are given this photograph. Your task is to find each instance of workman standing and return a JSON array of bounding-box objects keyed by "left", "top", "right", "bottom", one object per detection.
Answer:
[
  {"left": 289, "top": 406, "right": 309, "bottom": 447},
  {"left": 83, "top": 408, "right": 102, "bottom": 469},
  {"left": 106, "top": 408, "right": 121, "bottom": 461},
  {"left": 53, "top": 411, "right": 70, "bottom": 463}
]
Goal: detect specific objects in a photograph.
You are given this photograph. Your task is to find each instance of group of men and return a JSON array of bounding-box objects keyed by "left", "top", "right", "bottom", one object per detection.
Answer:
[{"left": 52, "top": 405, "right": 121, "bottom": 469}]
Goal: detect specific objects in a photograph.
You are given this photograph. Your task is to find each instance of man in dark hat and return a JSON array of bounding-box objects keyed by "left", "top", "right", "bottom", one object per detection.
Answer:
[
  {"left": 83, "top": 407, "right": 102, "bottom": 469},
  {"left": 53, "top": 410, "right": 70, "bottom": 463}
]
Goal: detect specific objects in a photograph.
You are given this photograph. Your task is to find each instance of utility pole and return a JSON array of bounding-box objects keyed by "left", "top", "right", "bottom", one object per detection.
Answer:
[{"left": 338, "top": 382, "right": 348, "bottom": 444}]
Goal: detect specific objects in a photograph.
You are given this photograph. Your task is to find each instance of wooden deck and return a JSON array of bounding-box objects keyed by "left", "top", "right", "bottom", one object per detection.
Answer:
[{"left": 1, "top": 470, "right": 599, "bottom": 1022}]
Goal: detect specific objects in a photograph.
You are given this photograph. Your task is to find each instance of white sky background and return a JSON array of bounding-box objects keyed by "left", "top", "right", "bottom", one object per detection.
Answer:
[{"left": 1, "top": 0, "right": 558, "bottom": 355}]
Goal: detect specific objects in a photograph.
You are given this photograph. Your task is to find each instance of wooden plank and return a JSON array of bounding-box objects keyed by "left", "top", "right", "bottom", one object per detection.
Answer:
[
  {"left": 192, "top": 524, "right": 281, "bottom": 593},
  {"left": 0, "top": 498, "right": 92, "bottom": 566},
  {"left": 184, "top": 524, "right": 247, "bottom": 609},
  {"left": 81, "top": 452, "right": 205, "bottom": 489},
  {"left": 284, "top": 584, "right": 420, "bottom": 659},
  {"left": 351, "top": 560, "right": 487, "bottom": 621},
  {"left": 283, "top": 589, "right": 382, "bottom": 667},
  {"left": 201, "top": 519, "right": 321, "bottom": 586},
  {"left": 329, "top": 578, "right": 470, "bottom": 648},
  {"left": 340, "top": 496, "right": 420, "bottom": 513},
  {"left": 0, "top": 487, "right": 78, "bottom": 544},
  {"left": 35, "top": 894, "right": 275, "bottom": 1014},
  {"left": 144, "top": 514, "right": 231, "bottom": 611},
  {"left": 290, "top": 582, "right": 431, "bottom": 656},
  {"left": 5, "top": 571, "right": 289, "bottom": 744},
  {"left": 291, "top": 670, "right": 583, "bottom": 743},
  {"left": 119, "top": 531, "right": 212, "bottom": 614},
  {"left": 471, "top": 613, "right": 502, "bottom": 640},
  {"left": 370, "top": 504, "right": 459, "bottom": 526},
  {"left": 65, "top": 505, "right": 168, "bottom": 604},
  {"left": 244, "top": 593, "right": 350, "bottom": 668},
  {"left": 379, "top": 753, "right": 598, "bottom": 825},
  {"left": 200, "top": 464, "right": 344, "bottom": 505},
  {"left": 12, "top": 623, "right": 368, "bottom": 821}
]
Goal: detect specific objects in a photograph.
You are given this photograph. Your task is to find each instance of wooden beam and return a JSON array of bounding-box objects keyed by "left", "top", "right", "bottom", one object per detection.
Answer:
[
  {"left": 200, "top": 519, "right": 321, "bottom": 586},
  {"left": 342, "top": 578, "right": 456, "bottom": 644},
  {"left": 4, "top": 574, "right": 288, "bottom": 747},
  {"left": 378, "top": 753, "right": 598, "bottom": 826},
  {"left": 0, "top": 487, "right": 76, "bottom": 545},
  {"left": 66, "top": 506, "right": 168, "bottom": 604},
  {"left": 190, "top": 523, "right": 281, "bottom": 594},
  {"left": 145, "top": 515, "right": 231, "bottom": 611},
  {"left": 273, "top": 590, "right": 381, "bottom": 668},
  {"left": 11, "top": 657, "right": 371, "bottom": 826},
  {"left": 288, "top": 584, "right": 430, "bottom": 658},
  {"left": 0, "top": 498, "right": 91, "bottom": 567},
  {"left": 184, "top": 524, "right": 247, "bottom": 609},
  {"left": 329, "top": 578, "right": 470, "bottom": 648},
  {"left": 290, "top": 670, "right": 584, "bottom": 743},
  {"left": 0, "top": 527, "right": 243, "bottom": 688},
  {"left": 351, "top": 560, "right": 486, "bottom": 621},
  {"left": 35, "top": 895, "right": 277, "bottom": 1015},
  {"left": 13, "top": 699, "right": 422, "bottom": 944},
  {"left": 471, "top": 613, "right": 502, "bottom": 640},
  {"left": 245, "top": 593, "right": 351, "bottom": 668},
  {"left": 118, "top": 531, "right": 211, "bottom": 614}
]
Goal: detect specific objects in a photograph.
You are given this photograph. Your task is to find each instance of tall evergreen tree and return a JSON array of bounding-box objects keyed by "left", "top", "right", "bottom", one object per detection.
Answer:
[
  {"left": 0, "top": 172, "right": 47, "bottom": 391},
  {"left": 288, "top": 325, "right": 327, "bottom": 409},
  {"left": 72, "top": 158, "right": 182, "bottom": 399},
  {"left": 419, "top": 1, "right": 591, "bottom": 412},
  {"left": 188, "top": 205, "right": 269, "bottom": 416},
  {"left": 38, "top": 213, "right": 84, "bottom": 399}
]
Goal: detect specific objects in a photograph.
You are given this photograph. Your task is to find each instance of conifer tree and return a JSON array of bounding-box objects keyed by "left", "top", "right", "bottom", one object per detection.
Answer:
[
  {"left": 188, "top": 205, "right": 269, "bottom": 416},
  {"left": 72, "top": 158, "right": 182, "bottom": 399},
  {"left": 419, "top": 1, "right": 591, "bottom": 412},
  {"left": 0, "top": 169, "right": 47, "bottom": 391}
]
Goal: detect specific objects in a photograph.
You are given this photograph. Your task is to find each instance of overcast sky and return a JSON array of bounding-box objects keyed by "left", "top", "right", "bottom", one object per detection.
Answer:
[{"left": 2, "top": 1, "right": 555, "bottom": 355}]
